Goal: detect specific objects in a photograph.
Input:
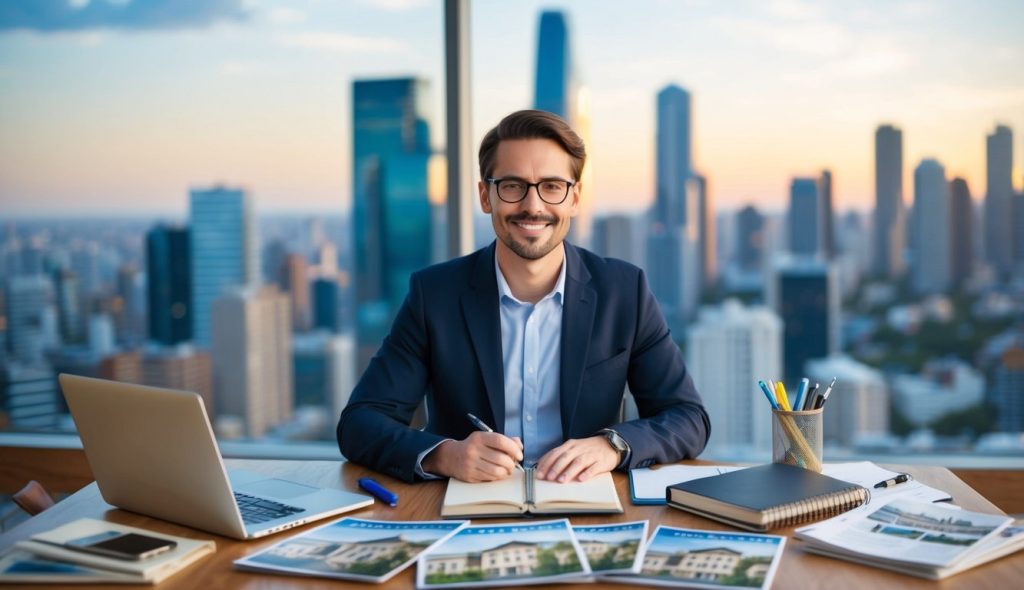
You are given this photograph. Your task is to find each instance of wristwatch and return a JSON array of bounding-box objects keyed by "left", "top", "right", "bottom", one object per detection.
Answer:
[{"left": 599, "top": 428, "right": 630, "bottom": 469}]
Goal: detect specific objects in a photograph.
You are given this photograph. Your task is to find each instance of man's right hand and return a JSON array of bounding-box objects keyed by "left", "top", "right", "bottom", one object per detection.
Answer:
[{"left": 422, "top": 431, "right": 524, "bottom": 482}]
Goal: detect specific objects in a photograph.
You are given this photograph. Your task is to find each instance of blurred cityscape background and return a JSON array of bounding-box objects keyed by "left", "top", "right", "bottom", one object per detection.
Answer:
[{"left": 1, "top": 1, "right": 1023, "bottom": 464}]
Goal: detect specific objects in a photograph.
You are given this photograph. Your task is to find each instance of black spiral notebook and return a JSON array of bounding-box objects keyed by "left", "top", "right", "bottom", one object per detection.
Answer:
[{"left": 667, "top": 463, "right": 869, "bottom": 532}]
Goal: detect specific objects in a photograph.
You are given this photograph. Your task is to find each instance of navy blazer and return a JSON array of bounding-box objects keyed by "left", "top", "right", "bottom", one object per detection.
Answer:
[{"left": 337, "top": 242, "right": 710, "bottom": 482}]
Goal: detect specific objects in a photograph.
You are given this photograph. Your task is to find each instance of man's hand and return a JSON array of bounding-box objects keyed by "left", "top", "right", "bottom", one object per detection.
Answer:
[
  {"left": 422, "top": 431, "right": 524, "bottom": 482},
  {"left": 536, "top": 436, "right": 619, "bottom": 483}
]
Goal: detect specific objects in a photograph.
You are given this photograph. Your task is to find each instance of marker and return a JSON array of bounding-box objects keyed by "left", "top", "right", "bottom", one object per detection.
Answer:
[
  {"left": 358, "top": 478, "right": 398, "bottom": 507},
  {"left": 467, "top": 413, "right": 524, "bottom": 471},
  {"left": 874, "top": 473, "right": 912, "bottom": 489},
  {"left": 775, "top": 381, "right": 791, "bottom": 411},
  {"left": 758, "top": 380, "right": 780, "bottom": 410},
  {"left": 794, "top": 378, "right": 809, "bottom": 412},
  {"left": 805, "top": 383, "right": 820, "bottom": 410}
]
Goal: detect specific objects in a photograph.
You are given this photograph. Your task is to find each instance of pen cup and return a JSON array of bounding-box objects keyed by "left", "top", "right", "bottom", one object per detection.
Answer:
[{"left": 771, "top": 408, "right": 823, "bottom": 473}]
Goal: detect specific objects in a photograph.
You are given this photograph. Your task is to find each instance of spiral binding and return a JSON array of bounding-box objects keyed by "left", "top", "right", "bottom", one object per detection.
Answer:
[{"left": 763, "top": 486, "right": 870, "bottom": 529}]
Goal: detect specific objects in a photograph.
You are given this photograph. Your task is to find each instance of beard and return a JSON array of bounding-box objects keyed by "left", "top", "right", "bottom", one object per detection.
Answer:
[{"left": 499, "top": 212, "right": 564, "bottom": 261}]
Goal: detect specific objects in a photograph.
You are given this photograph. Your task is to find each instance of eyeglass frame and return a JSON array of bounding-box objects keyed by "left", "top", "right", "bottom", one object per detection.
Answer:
[{"left": 484, "top": 176, "right": 577, "bottom": 205}]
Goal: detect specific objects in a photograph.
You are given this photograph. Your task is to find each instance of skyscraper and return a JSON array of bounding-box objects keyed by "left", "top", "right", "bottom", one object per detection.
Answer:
[
  {"left": 949, "top": 177, "right": 974, "bottom": 285},
  {"left": 788, "top": 177, "right": 820, "bottom": 257},
  {"left": 735, "top": 205, "right": 766, "bottom": 273},
  {"left": 352, "top": 78, "right": 433, "bottom": 369},
  {"left": 534, "top": 10, "right": 573, "bottom": 120},
  {"left": 592, "top": 213, "right": 643, "bottom": 267},
  {"left": 312, "top": 277, "right": 341, "bottom": 333},
  {"left": 5, "top": 275, "right": 56, "bottom": 366},
  {"left": 874, "top": 124, "right": 905, "bottom": 278},
  {"left": 767, "top": 258, "right": 840, "bottom": 381},
  {"left": 211, "top": 285, "right": 292, "bottom": 439},
  {"left": 52, "top": 268, "right": 83, "bottom": 345},
  {"left": 283, "top": 253, "right": 312, "bottom": 332},
  {"left": 189, "top": 186, "right": 257, "bottom": 346},
  {"left": 655, "top": 84, "right": 692, "bottom": 226},
  {"left": 806, "top": 355, "right": 889, "bottom": 448},
  {"left": 984, "top": 125, "right": 1014, "bottom": 276},
  {"left": 687, "top": 300, "right": 781, "bottom": 455},
  {"left": 146, "top": 225, "right": 191, "bottom": 345},
  {"left": 819, "top": 169, "right": 835, "bottom": 259},
  {"left": 690, "top": 174, "right": 716, "bottom": 288},
  {"left": 910, "top": 159, "right": 951, "bottom": 295}
]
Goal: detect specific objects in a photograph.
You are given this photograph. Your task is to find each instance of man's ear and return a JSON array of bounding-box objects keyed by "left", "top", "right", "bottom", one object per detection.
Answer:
[
  {"left": 568, "top": 181, "right": 582, "bottom": 217},
  {"left": 479, "top": 180, "right": 493, "bottom": 214}
]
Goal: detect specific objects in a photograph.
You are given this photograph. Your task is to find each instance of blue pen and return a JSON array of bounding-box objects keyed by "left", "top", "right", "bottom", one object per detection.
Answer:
[
  {"left": 358, "top": 478, "right": 398, "bottom": 507},
  {"left": 794, "top": 378, "right": 809, "bottom": 411},
  {"left": 758, "top": 380, "right": 780, "bottom": 410}
]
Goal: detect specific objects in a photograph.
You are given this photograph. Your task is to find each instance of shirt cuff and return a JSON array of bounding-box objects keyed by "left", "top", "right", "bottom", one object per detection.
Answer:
[{"left": 414, "top": 439, "right": 453, "bottom": 480}]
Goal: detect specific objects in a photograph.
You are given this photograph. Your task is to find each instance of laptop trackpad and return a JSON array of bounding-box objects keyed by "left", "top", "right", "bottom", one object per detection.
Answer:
[{"left": 238, "top": 478, "right": 318, "bottom": 499}]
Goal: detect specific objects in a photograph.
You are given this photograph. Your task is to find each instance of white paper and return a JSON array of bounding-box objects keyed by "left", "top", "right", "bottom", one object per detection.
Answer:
[{"left": 629, "top": 465, "right": 742, "bottom": 503}]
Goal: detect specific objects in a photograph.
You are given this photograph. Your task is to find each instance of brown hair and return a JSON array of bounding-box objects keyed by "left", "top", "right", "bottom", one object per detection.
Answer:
[{"left": 478, "top": 110, "right": 587, "bottom": 181}]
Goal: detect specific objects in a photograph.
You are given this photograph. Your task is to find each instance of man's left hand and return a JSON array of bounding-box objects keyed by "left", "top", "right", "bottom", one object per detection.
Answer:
[{"left": 535, "top": 436, "right": 619, "bottom": 482}]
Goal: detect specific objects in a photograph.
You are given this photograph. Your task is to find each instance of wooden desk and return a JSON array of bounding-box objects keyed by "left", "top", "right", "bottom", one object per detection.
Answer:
[{"left": 1, "top": 460, "right": 1021, "bottom": 589}]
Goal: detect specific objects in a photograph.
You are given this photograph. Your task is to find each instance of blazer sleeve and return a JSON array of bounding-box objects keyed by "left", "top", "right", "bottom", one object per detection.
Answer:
[
  {"left": 611, "top": 269, "right": 711, "bottom": 468},
  {"left": 336, "top": 273, "right": 447, "bottom": 482}
]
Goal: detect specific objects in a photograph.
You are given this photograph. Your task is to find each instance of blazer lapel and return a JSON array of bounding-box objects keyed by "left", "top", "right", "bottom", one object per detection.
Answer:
[
  {"left": 461, "top": 242, "right": 506, "bottom": 430},
  {"left": 559, "top": 243, "right": 597, "bottom": 438}
]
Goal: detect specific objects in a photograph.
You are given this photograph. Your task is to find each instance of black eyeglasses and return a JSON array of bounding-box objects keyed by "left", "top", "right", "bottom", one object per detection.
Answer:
[{"left": 485, "top": 176, "right": 575, "bottom": 205}]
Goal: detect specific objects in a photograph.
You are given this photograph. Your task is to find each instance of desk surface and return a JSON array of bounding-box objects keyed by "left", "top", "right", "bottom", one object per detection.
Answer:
[{"left": 1, "top": 460, "right": 1021, "bottom": 589}]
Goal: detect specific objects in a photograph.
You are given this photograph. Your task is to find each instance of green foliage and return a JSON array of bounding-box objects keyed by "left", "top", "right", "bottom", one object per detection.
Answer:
[
  {"left": 929, "top": 403, "right": 994, "bottom": 439},
  {"left": 424, "top": 570, "right": 484, "bottom": 584}
]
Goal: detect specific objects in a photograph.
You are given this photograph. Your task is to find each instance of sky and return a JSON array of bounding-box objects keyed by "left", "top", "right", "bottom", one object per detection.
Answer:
[{"left": 1, "top": 0, "right": 1022, "bottom": 218}]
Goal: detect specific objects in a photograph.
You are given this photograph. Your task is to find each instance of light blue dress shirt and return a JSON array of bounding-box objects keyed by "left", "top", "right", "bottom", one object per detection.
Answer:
[{"left": 495, "top": 252, "right": 565, "bottom": 465}]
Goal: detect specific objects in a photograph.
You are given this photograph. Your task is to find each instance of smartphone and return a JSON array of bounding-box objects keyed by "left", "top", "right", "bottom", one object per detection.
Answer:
[{"left": 63, "top": 531, "right": 177, "bottom": 561}]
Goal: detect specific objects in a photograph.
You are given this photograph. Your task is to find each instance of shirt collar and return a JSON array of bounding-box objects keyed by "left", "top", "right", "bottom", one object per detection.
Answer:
[{"left": 494, "top": 247, "right": 566, "bottom": 306}]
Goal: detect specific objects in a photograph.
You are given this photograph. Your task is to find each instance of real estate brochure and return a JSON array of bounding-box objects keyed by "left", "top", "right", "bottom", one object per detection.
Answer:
[
  {"left": 572, "top": 521, "right": 648, "bottom": 575},
  {"left": 794, "top": 498, "right": 1022, "bottom": 579},
  {"left": 1, "top": 518, "right": 214, "bottom": 585},
  {"left": 440, "top": 468, "right": 622, "bottom": 518},
  {"left": 613, "top": 526, "right": 786, "bottom": 589},
  {"left": 233, "top": 517, "right": 468, "bottom": 584},
  {"left": 416, "top": 518, "right": 590, "bottom": 588}
]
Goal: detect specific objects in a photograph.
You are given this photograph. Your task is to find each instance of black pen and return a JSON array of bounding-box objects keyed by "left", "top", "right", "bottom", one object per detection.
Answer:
[
  {"left": 466, "top": 413, "right": 525, "bottom": 471},
  {"left": 874, "top": 473, "right": 912, "bottom": 489}
]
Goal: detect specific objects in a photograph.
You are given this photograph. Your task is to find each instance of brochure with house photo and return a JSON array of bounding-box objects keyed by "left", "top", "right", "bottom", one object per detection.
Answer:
[
  {"left": 617, "top": 526, "right": 786, "bottom": 589},
  {"left": 416, "top": 519, "right": 590, "bottom": 588},
  {"left": 234, "top": 518, "right": 468, "bottom": 584},
  {"left": 572, "top": 521, "right": 648, "bottom": 575},
  {"left": 794, "top": 498, "right": 1020, "bottom": 579}
]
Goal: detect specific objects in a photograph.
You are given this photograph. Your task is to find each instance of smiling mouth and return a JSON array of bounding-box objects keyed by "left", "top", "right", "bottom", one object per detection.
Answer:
[{"left": 513, "top": 221, "right": 550, "bottom": 231}]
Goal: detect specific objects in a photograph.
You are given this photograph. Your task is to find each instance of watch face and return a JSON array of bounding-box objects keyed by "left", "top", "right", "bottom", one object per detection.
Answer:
[{"left": 605, "top": 430, "right": 627, "bottom": 452}]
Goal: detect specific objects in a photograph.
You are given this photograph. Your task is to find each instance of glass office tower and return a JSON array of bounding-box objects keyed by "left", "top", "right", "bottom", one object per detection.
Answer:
[
  {"left": 146, "top": 224, "right": 191, "bottom": 345},
  {"left": 769, "top": 259, "right": 840, "bottom": 382},
  {"left": 655, "top": 84, "right": 692, "bottom": 227},
  {"left": 874, "top": 124, "right": 905, "bottom": 278},
  {"left": 189, "top": 186, "right": 256, "bottom": 346},
  {"left": 534, "top": 10, "right": 571, "bottom": 119},
  {"left": 788, "top": 177, "right": 821, "bottom": 258},
  {"left": 984, "top": 125, "right": 1014, "bottom": 276},
  {"left": 352, "top": 78, "right": 432, "bottom": 370}
]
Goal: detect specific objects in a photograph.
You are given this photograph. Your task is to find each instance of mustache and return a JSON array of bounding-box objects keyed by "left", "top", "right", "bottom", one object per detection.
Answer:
[{"left": 507, "top": 213, "right": 557, "bottom": 224}]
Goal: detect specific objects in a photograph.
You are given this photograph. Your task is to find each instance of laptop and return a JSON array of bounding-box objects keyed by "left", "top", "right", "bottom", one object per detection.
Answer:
[{"left": 59, "top": 374, "right": 373, "bottom": 540}]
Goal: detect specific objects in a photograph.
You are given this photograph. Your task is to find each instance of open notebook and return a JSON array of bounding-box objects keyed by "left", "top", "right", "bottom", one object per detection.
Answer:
[{"left": 440, "top": 468, "right": 623, "bottom": 518}]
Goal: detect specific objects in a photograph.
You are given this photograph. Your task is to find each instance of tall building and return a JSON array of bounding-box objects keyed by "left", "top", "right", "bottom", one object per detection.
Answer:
[
  {"left": 984, "top": 125, "right": 1014, "bottom": 275},
  {"left": 211, "top": 285, "right": 292, "bottom": 439},
  {"left": 1015, "top": 190, "right": 1024, "bottom": 273},
  {"left": 819, "top": 169, "right": 835, "bottom": 259},
  {"left": 949, "top": 177, "right": 974, "bottom": 285},
  {"left": 5, "top": 275, "right": 56, "bottom": 366},
  {"left": 189, "top": 186, "right": 257, "bottom": 346},
  {"left": 283, "top": 254, "right": 312, "bottom": 332},
  {"left": 687, "top": 300, "right": 782, "bottom": 455},
  {"left": 292, "top": 331, "right": 356, "bottom": 431},
  {"left": 592, "top": 213, "right": 643, "bottom": 267},
  {"left": 735, "top": 205, "right": 766, "bottom": 273},
  {"left": 312, "top": 277, "right": 342, "bottom": 333},
  {"left": 0, "top": 365, "right": 59, "bottom": 429},
  {"left": 654, "top": 84, "right": 692, "bottom": 226},
  {"left": 115, "top": 264, "right": 145, "bottom": 346},
  {"left": 767, "top": 258, "right": 840, "bottom": 381},
  {"left": 806, "top": 355, "right": 889, "bottom": 448},
  {"left": 352, "top": 78, "right": 433, "bottom": 369},
  {"left": 992, "top": 346, "right": 1024, "bottom": 432},
  {"left": 146, "top": 225, "right": 191, "bottom": 345},
  {"left": 533, "top": 10, "right": 573, "bottom": 120},
  {"left": 910, "top": 159, "right": 951, "bottom": 295},
  {"left": 690, "top": 174, "right": 716, "bottom": 288},
  {"left": 788, "top": 177, "right": 820, "bottom": 257},
  {"left": 52, "top": 268, "right": 83, "bottom": 345},
  {"left": 874, "top": 124, "right": 905, "bottom": 278}
]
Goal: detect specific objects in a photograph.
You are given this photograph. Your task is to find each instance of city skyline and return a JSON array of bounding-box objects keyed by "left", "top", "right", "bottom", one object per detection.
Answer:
[{"left": 1, "top": 0, "right": 1023, "bottom": 217}]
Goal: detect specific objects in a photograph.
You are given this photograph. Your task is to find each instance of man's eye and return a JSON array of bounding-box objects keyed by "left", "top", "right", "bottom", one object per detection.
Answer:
[
  {"left": 501, "top": 181, "right": 524, "bottom": 191},
  {"left": 541, "top": 181, "right": 564, "bottom": 192}
]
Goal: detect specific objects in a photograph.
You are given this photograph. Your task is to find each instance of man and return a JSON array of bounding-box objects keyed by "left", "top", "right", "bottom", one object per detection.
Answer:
[{"left": 338, "top": 109, "right": 709, "bottom": 484}]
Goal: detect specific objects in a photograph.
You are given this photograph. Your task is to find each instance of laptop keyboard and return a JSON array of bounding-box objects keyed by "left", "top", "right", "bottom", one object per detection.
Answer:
[{"left": 234, "top": 492, "right": 305, "bottom": 525}]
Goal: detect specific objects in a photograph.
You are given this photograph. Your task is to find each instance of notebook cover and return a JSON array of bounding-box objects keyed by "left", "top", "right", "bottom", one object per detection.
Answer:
[{"left": 667, "top": 463, "right": 864, "bottom": 513}]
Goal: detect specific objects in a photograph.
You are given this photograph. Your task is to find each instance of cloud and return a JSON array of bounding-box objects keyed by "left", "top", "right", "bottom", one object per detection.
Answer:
[
  {"left": 277, "top": 32, "right": 406, "bottom": 54},
  {"left": 0, "top": 0, "right": 248, "bottom": 32},
  {"left": 359, "top": 0, "right": 431, "bottom": 11},
  {"left": 266, "top": 7, "right": 305, "bottom": 25}
]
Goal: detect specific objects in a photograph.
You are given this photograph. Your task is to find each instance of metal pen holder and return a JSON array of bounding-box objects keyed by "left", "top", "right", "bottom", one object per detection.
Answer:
[{"left": 771, "top": 408, "right": 823, "bottom": 473}]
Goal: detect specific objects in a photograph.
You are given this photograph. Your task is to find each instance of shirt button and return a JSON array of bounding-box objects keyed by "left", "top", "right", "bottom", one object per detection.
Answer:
[
  {"left": 527, "top": 367, "right": 534, "bottom": 374},
  {"left": 526, "top": 415, "right": 533, "bottom": 422}
]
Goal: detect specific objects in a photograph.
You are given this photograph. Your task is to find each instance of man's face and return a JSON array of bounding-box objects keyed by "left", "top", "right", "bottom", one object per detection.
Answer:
[{"left": 478, "top": 138, "right": 580, "bottom": 261}]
